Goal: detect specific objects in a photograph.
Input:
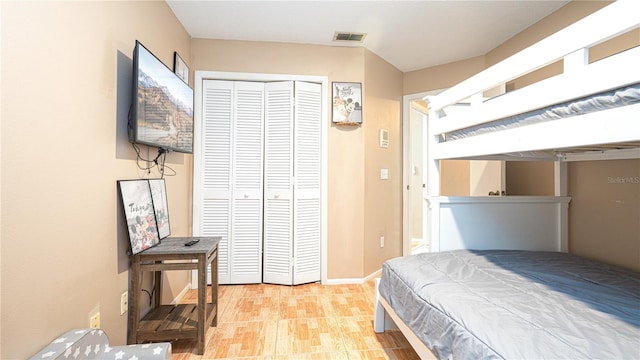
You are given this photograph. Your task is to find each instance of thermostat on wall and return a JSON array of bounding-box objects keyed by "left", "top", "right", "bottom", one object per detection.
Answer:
[{"left": 379, "top": 129, "right": 389, "bottom": 148}]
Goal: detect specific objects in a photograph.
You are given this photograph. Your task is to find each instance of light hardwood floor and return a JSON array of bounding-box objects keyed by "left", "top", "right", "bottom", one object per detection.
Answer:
[{"left": 171, "top": 280, "right": 420, "bottom": 359}]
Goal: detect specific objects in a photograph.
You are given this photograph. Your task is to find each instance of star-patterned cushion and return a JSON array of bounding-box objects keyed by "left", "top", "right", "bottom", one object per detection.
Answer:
[{"left": 29, "top": 329, "right": 171, "bottom": 360}]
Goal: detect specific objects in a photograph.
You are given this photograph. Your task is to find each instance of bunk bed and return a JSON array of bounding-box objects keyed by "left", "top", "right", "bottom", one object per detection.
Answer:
[{"left": 374, "top": 1, "right": 640, "bottom": 358}]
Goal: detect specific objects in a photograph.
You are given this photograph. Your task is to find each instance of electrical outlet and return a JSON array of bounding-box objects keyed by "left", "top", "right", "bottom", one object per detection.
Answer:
[
  {"left": 120, "top": 291, "right": 128, "bottom": 315},
  {"left": 380, "top": 236, "right": 385, "bottom": 248},
  {"left": 89, "top": 312, "right": 100, "bottom": 329}
]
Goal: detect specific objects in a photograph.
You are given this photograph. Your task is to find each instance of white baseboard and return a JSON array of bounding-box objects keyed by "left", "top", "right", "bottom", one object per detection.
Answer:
[
  {"left": 323, "top": 268, "right": 381, "bottom": 285},
  {"left": 365, "top": 268, "right": 382, "bottom": 282},
  {"left": 170, "top": 283, "right": 192, "bottom": 305}
]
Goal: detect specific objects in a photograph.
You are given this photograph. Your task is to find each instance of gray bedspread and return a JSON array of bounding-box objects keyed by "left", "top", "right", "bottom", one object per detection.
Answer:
[
  {"left": 445, "top": 82, "right": 640, "bottom": 141},
  {"left": 379, "top": 250, "right": 640, "bottom": 359}
]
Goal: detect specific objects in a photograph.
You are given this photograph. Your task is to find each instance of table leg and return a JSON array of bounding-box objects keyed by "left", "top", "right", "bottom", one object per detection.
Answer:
[
  {"left": 197, "top": 253, "right": 206, "bottom": 355},
  {"left": 211, "top": 252, "right": 218, "bottom": 326},
  {"left": 153, "top": 262, "right": 162, "bottom": 308},
  {"left": 128, "top": 255, "right": 141, "bottom": 345}
]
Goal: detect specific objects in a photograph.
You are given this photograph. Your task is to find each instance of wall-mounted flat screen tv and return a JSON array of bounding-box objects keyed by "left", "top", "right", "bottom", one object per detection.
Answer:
[{"left": 130, "top": 40, "right": 193, "bottom": 153}]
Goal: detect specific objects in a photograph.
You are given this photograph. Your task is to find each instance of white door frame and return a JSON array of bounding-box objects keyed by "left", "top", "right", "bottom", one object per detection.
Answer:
[
  {"left": 192, "top": 71, "right": 329, "bottom": 286},
  {"left": 402, "top": 91, "right": 440, "bottom": 256}
]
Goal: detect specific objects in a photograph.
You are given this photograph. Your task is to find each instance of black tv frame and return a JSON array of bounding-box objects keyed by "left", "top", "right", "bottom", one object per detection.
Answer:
[{"left": 129, "top": 40, "right": 193, "bottom": 154}]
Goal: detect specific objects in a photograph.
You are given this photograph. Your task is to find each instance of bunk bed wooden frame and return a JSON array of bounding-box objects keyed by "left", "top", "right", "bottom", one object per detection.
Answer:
[{"left": 375, "top": 0, "right": 640, "bottom": 358}]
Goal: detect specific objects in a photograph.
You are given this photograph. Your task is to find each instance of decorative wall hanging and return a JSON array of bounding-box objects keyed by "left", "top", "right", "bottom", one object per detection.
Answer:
[
  {"left": 332, "top": 82, "right": 362, "bottom": 125},
  {"left": 173, "top": 51, "right": 189, "bottom": 84},
  {"left": 118, "top": 180, "right": 160, "bottom": 254}
]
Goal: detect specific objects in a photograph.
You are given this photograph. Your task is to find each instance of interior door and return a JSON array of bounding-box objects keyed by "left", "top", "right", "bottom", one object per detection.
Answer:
[
  {"left": 263, "top": 81, "right": 294, "bottom": 284},
  {"left": 292, "top": 81, "right": 322, "bottom": 285},
  {"left": 199, "top": 80, "right": 264, "bottom": 284},
  {"left": 262, "top": 81, "right": 322, "bottom": 285},
  {"left": 408, "top": 100, "right": 430, "bottom": 255},
  {"left": 200, "top": 80, "right": 233, "bottom": 283},
  {"left": 229, "top": 81, "right": 264, "bottom": 284}
]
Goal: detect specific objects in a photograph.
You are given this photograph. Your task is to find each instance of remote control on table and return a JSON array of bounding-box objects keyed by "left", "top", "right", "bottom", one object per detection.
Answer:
[{"left": 184, "top": 239, "right": 200, "bottom": 247}]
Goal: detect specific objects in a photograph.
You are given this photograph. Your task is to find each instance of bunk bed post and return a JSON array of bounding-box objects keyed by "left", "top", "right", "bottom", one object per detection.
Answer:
[
  {"left": 427, "top": 158, "right": 441, "bottom": 252},
  {"left": 554, "top": 161, "right": 567, "bottom": 197},
  {"left": 427, "top": 105, "right": 441, "bottom": 252},
  {"left": 564, "top": 48, "right": 588, "bottom": 73},
  {"left": 374, "top": 278, "right": 385, "bottom": 332},
  {"left": 555, "top": 161, "right": 569, "bottom": 252}
]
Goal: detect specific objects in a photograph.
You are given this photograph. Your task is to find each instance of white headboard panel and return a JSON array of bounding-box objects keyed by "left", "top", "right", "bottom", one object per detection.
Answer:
[{"left": 427, "top": 196, "right": 571, "bottom": 252}]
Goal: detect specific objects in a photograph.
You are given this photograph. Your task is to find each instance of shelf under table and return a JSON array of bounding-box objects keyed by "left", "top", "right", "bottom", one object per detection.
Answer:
[{"left": 137, "top": 302, "right": 217, "bottom": 341}]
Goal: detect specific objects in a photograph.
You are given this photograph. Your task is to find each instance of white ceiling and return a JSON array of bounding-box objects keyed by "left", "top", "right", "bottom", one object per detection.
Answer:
[{"left": 166, "top": 0, "right": 570, "bottom": 72}]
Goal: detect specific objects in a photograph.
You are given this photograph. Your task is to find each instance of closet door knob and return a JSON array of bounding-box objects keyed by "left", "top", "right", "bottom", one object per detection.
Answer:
[
  {"left": 244, "top": 193, "right": 249, "bottom": 199},
  {"left": 275, "top": 192, "right": 280, "bottom": 199}
]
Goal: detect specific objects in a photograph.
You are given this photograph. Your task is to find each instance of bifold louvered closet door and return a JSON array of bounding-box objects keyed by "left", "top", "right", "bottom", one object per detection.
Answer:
[
  {"left": 199, "top": 79, "right": 321, "bottom": 285},
  {"left": 200, "top": 80, "right": 264, "bottom": 284},
  {"left": 263, "top": 81, "right": 322, "bottom": 285}
]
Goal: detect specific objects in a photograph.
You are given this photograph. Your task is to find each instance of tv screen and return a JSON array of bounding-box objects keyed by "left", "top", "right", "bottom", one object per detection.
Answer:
[{"left": 130, "top": 41, "right": 193, "bottom": 153}]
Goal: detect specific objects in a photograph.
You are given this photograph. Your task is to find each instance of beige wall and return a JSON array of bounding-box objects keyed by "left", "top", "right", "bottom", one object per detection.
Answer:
[
  {"left": 440, "top": 161, "right": 470, "bottom": 196},
  {"left": 590, "top": 29, "right": 640, "bottom": 62},
  {"left": 506, "top": 162, "right": 554, "bottom": 196},
  {"left": 568, "top": 160, "right": 640, "bottom": 271},
  {"left": 191, "top": 39, "right": 404, "bottom": 279},
  {"left": 470, "top": 161, "right": 504, "bottom": 196},
  {"left": 403, "top": 56, "right": 485, "bottom": 95},
  {"left": 1, "top": 1, "right": 192, "bottom": 358},
  {"left": 362, "top": 50, "right": 403, "bottom": 276}
]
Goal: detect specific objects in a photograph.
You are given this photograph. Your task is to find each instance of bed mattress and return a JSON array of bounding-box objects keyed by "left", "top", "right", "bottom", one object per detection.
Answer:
[
  {"left": 445, "top": 82, "right": 640, "bottom": 141},
  {"left": 379, "top": 250, "right": 640, "bottom": 359}
]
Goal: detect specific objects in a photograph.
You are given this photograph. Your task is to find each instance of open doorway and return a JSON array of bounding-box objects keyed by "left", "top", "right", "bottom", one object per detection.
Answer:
[{"left": 402, "top": 91, "right": 439, "bottom": 256}]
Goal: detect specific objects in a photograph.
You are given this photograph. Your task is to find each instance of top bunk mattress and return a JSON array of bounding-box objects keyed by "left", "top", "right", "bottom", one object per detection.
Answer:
[
  {"left": 379, "top": 250, "right": 640, "bottom": 359},
  {"left": 444, "top": 82, "right": 640, "bottom": 142}
]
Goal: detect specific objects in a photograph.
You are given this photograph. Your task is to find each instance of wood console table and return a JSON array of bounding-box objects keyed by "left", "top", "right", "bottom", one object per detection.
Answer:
[{"left": 128, "top": 236, "right": 220, "bottom": 355}]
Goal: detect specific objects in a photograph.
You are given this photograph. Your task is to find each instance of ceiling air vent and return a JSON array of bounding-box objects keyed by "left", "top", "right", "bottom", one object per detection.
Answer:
[{"left": 333, "top": 32, "right": 367, "bottom": 43}]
